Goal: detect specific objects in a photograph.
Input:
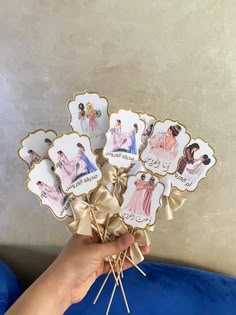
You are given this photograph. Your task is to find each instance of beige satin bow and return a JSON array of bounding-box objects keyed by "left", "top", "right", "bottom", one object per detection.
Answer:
[
  {"left": 107, "top": 216, "right": 151, "bottom": 264},
  {"left": 158, "top": 187, "right": 187, "bottom": 220},
  {"left": 101, "top": 163, "right": 129, "bottom": 205},
  {"left": 68, "top": 185, "right": 121, "bottom": 236}
]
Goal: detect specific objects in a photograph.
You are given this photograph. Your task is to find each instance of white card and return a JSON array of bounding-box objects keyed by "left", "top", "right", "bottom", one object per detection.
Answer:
[
  {"left": 141, "top": 119, "right": 190, "bottom": 176},
  {"left": 121, "top": 172, "right": 164, "bottom": 229},
  {"left": 67, "top": 91, "right": 110, "bottom": 150},
  {"left": 170, "top": 138, "right": 216, "bottom": 191},
  {"left": 48, "top": 132, "right": 102, "bottom": 196},
  {"left": 103, "top": 109, "right": 145, "bottom": 168},
  {"left": 27, "top": 159, "right": 73, "bottom": 219},
  {"left": 18, "top": 129, "right": 57, "bottom": 168}
]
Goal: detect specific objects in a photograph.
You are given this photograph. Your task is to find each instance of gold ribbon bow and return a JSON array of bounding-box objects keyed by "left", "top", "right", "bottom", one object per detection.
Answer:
[
  {"left": 107, "top": 216, "right": 151, "bottom": 265},
  {"left": 158, "top": 187, "right": 187, "bottom": 220},
  {"left": 68, "top": 185, "right": 121, "bottom": 236},
  {"left": 101, "top": 163, "right": 128, "bottom": 205}
]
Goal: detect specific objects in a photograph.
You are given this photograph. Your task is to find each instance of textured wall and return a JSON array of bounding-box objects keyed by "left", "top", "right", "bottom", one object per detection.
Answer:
[{"left": 0, "top": 0, "right": 236, "bottom": 280}]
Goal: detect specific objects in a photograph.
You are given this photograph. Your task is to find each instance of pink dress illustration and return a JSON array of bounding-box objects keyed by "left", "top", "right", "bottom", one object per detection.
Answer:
[
  {"left": 107, "top": 123, "right": 122, "bottom": 152},
  {"left": 143, "top": 180, "right": 157, "bottom": 216},
  {"left": 86, "top": 102, "right": 100, "bottom": 133},
  {"left": 149, "top": 133, "right": 178, "bottom": 162},
  {"left": 125, "top": 178, "right": 146, "bottom": 215},
  {"left": 37, "top": 182, "right": 65, "bottom": 212},
  {"left": 57, "top": 151, "right": 77, "bottom": 187}
]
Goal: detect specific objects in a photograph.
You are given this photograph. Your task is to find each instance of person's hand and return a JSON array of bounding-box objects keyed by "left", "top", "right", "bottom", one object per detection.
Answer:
[{"left": 49, "top": 233, "right": 149, "bottom": 306}]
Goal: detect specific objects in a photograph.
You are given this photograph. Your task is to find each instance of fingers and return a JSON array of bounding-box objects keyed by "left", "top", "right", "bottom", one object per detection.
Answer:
[{"left": 98, "top": 234, "right": 134, "bottom": 259}]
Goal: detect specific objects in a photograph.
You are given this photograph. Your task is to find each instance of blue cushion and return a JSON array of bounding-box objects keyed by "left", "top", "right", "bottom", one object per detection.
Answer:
[
  {"left": 0, "top": 260, "right": 22, "bottom": 314},
  {"left": 65, "top": 262, "right": 236, "bottom": 315}
]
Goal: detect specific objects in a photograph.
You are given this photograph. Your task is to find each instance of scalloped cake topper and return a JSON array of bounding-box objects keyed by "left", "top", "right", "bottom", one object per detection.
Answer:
[
  {"left": 26, "top": 159, "right": 73, "bottom": 219},
  {"left": 141, "top": 119, "right": 190, "bottom": 176},
  {"left": 67, "top": 91, "right": 110, "bottom": 151},
  {"left": 103, "top": 109, "right": 145, "bottom": 168},
  {"left": 170, "top": 138, "right": 216, "bottom": 191},
  {"left": 18, "top": 129, "right": 57, "bottom": 168},
  {"left": 121, "top": 172, "right": 164, "bottom": 229},
  {"left": 48, "top": 132, "right": 102, "bottom": 197}
]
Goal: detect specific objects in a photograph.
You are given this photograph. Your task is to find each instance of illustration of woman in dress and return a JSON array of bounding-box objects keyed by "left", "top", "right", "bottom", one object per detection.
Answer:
[
  {"left": 86, "top": 102, "right": 100, "bottom": 133},
  {"left": 36, "top": 181, "right": 65, "bottom": 211},
  {"left": 182, "top": 154, "right": 211, "bottom": 184},
  {"left": 57, "top": 151, "right": 77, "bottom": 187},
  {"left": 107, "top": 119, "right": 122, "bottom": 152},
  {"left": 44, "top": 138, "right": 53, "bottom": 146},
  {"left": 143, "top": 177, "right": 157, "bottom": 216},
  {"left": 177, "top": 143, "right": 200, "bottom": 174},
  {"left": 75, "top": 143, "right": 97, "bottom": 177},
  {"left": 149, "top": 124, "right": 182, "bottom": 168},
  {"left": 127, "top": 124, "right": 138, "bottom": 154},
  {"left": 78, "top": 103, "right": 88, "bottom": 133},
  {"left": 125, "top": 174, "right": 146, "bottom": 215},
  {"left": 28, "top": 149, "right": 41, "bottom": 167}
]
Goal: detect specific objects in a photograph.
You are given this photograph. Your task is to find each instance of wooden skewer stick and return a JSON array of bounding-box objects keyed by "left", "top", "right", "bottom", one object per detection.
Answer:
[
  {"left": 106, "top": 234, "right": 146, "bottom": 277},
  {"left": 121, "top": 253, "right": 146, "bottom": 277},
  {"left": 117, "top": 274, "right": 130, "bottom": 313},
  {"left": 90, "top": 208, "right": 118, "bottom": 284},
  {"left": 105, "top": 282, "right": 117, "bottom": 315},
  {"left": 93, "top": 269, "right": 112, "bottom": 304}
]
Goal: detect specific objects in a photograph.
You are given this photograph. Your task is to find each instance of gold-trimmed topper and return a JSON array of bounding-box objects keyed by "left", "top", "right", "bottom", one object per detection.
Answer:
[
  {"left": 120, "top": 171, "right": 165, "bottom": 230},
  {"left": 67, "top": 90, "right": 110, "bottom": 151},
  {"left": 170, "top": 137, "right": 217, "bottom": 192},
  {"left": 140, "top": 118, "right": 191, "bottom": 177},
  {"left": 103, "top": 109, "right": 146, "bottom": 169},
  {"left": 18, "top": 129, "right": 57, "bottom": 168},
  {"left": 47, "top": 131, "right": 103, "bottom": 198},
  {"left": 26, "top": 158, "right": 73, "bottom": 220}
]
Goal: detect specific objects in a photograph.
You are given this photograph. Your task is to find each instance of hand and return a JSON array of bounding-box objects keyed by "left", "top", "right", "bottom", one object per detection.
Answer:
[
  {"left": 49, "top": 233, "right": 149, "bottom": 306},
  {"left": 6, "top": 233, "right": 149, "bottom": 315}
]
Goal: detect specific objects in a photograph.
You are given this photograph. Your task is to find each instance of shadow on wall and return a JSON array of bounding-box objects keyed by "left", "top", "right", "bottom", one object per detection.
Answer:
[{"left": 0, "top": 246, "right": 227, "bottom": 289}]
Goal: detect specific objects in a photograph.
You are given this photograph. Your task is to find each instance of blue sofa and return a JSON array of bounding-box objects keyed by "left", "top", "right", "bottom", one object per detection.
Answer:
[{"left": 1, "top": 260, "right": 236, "bottom": 315}]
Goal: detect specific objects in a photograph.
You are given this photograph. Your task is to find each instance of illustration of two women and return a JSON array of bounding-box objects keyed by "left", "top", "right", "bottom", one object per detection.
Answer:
[
  {"left": 78, "top": 102, "right": 100, "bottom": 134},
  {"left": 36, "top": 181, "right": 65, "bottom": 211},
  {"left": 125, "top": 175, "right": 157, "bottom": 217},
  {"left": 107, "top": 120, "right": 138, "bottom": 154},
  {"left": 177, "top": 143, "right": 200, "bottom": 174},
  {"left": 182, "top": 154, "right": 211, "bottom": 184},
  {"left": 57, "top": 143, "right": 96, "bottom": 187}
]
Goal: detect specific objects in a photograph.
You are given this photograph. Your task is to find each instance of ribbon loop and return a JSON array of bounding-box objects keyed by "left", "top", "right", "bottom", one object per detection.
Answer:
[{"left": 158, "top": 187, "right": 186, "bottom": 220}]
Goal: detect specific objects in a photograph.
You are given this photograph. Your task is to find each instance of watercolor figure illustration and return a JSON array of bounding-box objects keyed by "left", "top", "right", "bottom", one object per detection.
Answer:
[
  {"left": 18, "top": 129, "right": 57, "bottom": 168},
  {"left": 56, "top": 143, "right": 97, "bottom": 187},
  {"left": 121, "top": 173, "right": 164, "bottom": 228},
  {"left": 141, "top": 120, "right": 190, "bottom": 176},
  {"left": 27, "top": 159, "right": 72, "bottom": 219},
  {"left": 125, "top": 174, "right": 158, "bottom": 217},
  {"left": 68, "top": 91, "right": 109, "bottom": 151},
  {"left": 103, "top": 109, "right": 145, "bottom": 168},
  {"left": 107, "top": 119, "right": 138, "bottom": 154},
  {"left": 37, "top": 181, "right": 66, "bottom": 212},
  {"left": 172, "top": 138, "right": 216, "bottom": 191},
  {"left": 48, "top": 132, "right": 102, "bottom": 196}
]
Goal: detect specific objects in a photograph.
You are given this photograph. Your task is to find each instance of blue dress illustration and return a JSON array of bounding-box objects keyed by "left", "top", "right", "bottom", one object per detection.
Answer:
[
  {"left": 77, "top": 147, "right": 97, "bottom": 174},
  {"left": 128, "top": 129, "right": 137, "bottom": 154}
]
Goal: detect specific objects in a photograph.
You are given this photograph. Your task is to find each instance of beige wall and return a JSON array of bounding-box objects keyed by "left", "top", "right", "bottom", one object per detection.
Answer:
[{"left": 0, "top": 0, "right": 236, "bottom": 281}]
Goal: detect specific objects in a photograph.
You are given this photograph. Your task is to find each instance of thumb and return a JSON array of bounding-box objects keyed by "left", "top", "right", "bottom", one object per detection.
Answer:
[{"left": 98, "top": 234, "right": 134, "bottom": 258}]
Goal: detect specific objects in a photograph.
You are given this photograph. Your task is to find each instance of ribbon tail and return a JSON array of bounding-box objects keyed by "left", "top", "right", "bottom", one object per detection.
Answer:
[
  {"left": 130, "top": 242, "right": 144, "bottom": 265},
  {"left": 159, "top": 196, "right": 174, "bottom": 220},
  {"left": 77, "top": 215, "right": 93, "bottom": 236}
]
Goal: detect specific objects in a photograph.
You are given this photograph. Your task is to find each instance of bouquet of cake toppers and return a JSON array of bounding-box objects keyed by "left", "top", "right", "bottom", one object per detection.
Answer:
[{"left": 18, "top": 91, "right": 216, "bottom": 315}]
